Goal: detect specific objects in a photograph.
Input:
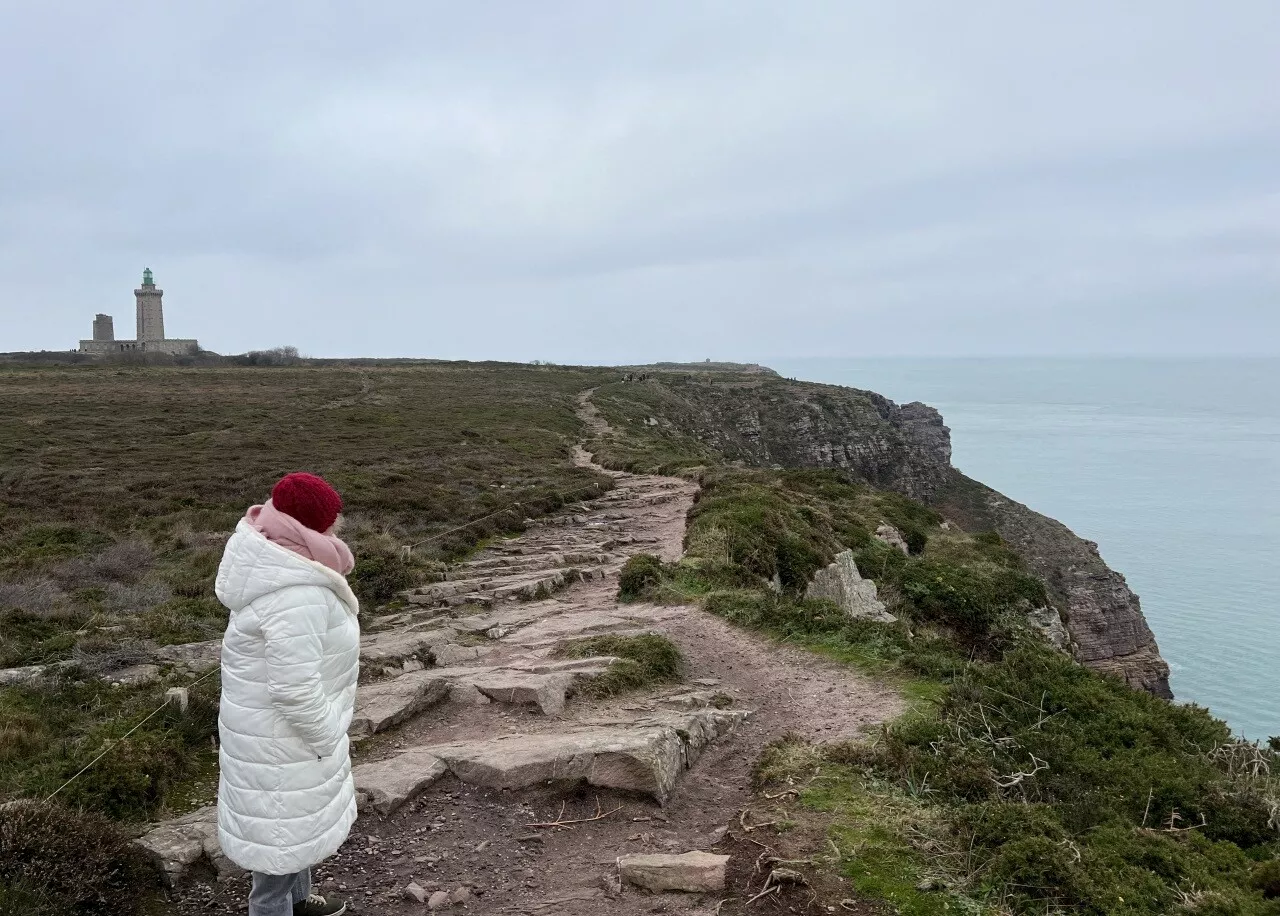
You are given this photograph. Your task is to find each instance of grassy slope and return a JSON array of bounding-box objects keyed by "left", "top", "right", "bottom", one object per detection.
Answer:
[
  {"left": 0, "top": 362, "right": 615, "bottom": 821},
  {"left": 598, "top": 386, "right": 1280, "bottom": 915}
]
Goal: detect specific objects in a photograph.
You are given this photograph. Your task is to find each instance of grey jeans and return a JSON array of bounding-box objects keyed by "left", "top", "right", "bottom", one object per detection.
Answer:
[{"left": 249, "top": 867, "right": 310, "bottom": 916}]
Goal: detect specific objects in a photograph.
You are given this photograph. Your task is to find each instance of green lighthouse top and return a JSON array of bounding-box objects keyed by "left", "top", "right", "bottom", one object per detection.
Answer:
[{"left": 142, "top": 267, "right": 154, "bottom": 286}]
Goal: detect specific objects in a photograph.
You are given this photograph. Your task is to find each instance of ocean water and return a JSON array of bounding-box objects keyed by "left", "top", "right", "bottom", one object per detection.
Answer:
[{"left": 771, "top": 357, "right": 1280, "bottom": 741}]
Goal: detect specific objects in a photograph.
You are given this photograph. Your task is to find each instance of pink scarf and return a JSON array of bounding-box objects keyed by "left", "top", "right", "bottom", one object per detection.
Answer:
[{"left": 246, "top": 500, "right": 355, "bottom": 576}]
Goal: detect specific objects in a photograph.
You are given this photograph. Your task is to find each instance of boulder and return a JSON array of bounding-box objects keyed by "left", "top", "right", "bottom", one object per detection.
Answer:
[
  {"left": 618, "top": 851, "right": 728, "bottom": 893},
  {"left": 805, "top": 550, "right": 896, "bottom": 623},
  {"left": 874, "top": 524, "right": 910, "bottom": 555}
]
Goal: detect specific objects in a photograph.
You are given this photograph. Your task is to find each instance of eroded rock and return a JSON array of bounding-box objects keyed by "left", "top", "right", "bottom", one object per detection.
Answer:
[
  {"left": 348, "top": 672, "right": 449, "bottom": 738},
  {"left": 874, "top": 524, "right": 910, "bottom": 555},
  {"left": 805, "top": 550, "right": 896, "bottom": 623},
  {"left": 617, "top": 851, "right": 728, "bottom": 893}
]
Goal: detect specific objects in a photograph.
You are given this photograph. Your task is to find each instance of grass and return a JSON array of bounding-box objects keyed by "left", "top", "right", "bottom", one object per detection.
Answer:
[
  {"left": 0, "top": 360, "right": 616, "bottom": 825},
  {"left": 553, "top": 633, "right": 683, "bottom": 698}
]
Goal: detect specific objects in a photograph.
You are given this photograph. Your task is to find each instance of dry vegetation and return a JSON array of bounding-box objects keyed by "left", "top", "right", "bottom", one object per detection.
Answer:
[{"left": 0, "top": 361, "right": 615, "bottom": 832}]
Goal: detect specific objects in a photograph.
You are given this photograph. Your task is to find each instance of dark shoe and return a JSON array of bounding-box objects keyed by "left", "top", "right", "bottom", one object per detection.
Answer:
[{"left": 294, "top": 894, "right": 347, "bottom": 916}]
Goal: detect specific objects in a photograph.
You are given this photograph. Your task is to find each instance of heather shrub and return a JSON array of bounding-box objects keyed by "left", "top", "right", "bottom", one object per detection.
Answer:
[
  {"left": 617, "top": 554, "right": 664, "bottom": 601},
  {"left": 0, "top": 800, "right": 156, "bottom": 915},
  {"left": 348, "top": 546, "right": 417, "bottom": 605}
]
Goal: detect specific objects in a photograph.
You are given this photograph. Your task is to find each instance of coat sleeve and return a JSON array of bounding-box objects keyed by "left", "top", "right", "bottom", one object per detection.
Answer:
[{"left": 257, "top": 586, "right": 343, "bottom": 757}]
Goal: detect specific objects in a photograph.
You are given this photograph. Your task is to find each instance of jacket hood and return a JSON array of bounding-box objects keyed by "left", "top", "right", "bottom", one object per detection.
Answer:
[{"left": 216, "top": 519, "right": 360, "bottom": 616}]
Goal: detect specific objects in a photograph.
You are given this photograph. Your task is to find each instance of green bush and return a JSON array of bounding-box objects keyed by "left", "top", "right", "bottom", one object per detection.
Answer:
[
  {"left": 0, "top": 800, "right": 157, "bottom": 916},
  {"left": 348, "top": 547, "right": 417, "bottom": 605},
  {"left": 855, "top": 646, "right": 1280, "bottom": 911},
  {"left": 1254, "top": 859, "right": 1280, "bottom": 898},
  {"left": 60, "top": 729, "right": 190, "bottom": 820},
  {"left": 897, "top": 557, "right": 1047, "bottom": 642},
  {"left": 703, "top": 589, "right": 967, "bottom": 680},
  {"left": 618, "top": 554, "right": 665, "bottom": 601}
]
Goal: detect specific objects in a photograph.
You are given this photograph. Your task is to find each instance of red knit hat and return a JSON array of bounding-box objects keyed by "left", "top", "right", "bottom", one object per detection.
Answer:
[{"left": 271, "top": 473, "right": 343, "bottom": 533}]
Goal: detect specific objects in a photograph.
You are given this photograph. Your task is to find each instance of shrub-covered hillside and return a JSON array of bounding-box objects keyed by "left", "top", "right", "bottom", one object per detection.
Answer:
[{"left": 618, "top": 465, "right": 1280, "bottom": 914}]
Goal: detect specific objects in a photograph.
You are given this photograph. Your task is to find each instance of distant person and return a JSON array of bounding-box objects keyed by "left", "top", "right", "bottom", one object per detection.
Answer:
[{"left": 215, "top": 472, "right": 360, "bottom": 916}]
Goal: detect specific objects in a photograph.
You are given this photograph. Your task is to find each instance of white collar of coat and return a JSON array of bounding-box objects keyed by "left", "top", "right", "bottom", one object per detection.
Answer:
[{"left": 234, "top": 518, "right": 361, "bottom": 617}]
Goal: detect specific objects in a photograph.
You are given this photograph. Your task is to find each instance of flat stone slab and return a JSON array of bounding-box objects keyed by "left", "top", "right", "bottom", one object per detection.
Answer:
[
  {"left": 432, "top": 708, "right": 748, "bottom": 805},
  {"left": 618, "top": 852, "right": 729, "bottom": 893},
  {"left": 0, "top": 662, "right": 64, "bottom": 686},
  {"left": 505, "top": 607, "right": 683, "bottom": 647},
  {"left": 359, "top": 629, "right": 436, "bottom": 666},
  {"left": 346, "top": 708, "right": 749, "bottom": 815},
  {"left": 360, "top": 629, "right": 490, "bottom": 671},
  {"left": 353, "top": 749, "right": 449, "bottom": 815},
  {"left": 350, "top": 658, "right": 617, "bottom": 737},
  {"left": 135, "top": 805, "right": 244, "bottom": 885},
  {"left": 349, "top": 672, "right": 449, "bottom": 738}
]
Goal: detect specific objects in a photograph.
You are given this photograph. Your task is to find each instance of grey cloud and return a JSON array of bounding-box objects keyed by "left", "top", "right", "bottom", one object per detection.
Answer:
[{"left": 1, "top": 1, "right": 1277, "bottom": 359}]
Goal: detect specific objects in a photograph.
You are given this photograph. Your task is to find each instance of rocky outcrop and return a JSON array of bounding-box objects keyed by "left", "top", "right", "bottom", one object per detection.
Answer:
[
  {"left": 874, "top": 524, "right": 910, "bottom": 555},
  {"left": 931, "top": 473, "right": 1171, "bottom": 697},
  {"left": 608, "top": 375, "right": 1172, "bottom": 697},
  {"left": 805, "top": 551, "right": 896, "bottom": 623},
  {"left": 599, "top": 378, "right": 952, "bottom": 499}
]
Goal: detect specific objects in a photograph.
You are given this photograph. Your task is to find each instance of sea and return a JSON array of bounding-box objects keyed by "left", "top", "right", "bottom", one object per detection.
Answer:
[{"left": 770, "top": 357, "right": 1280, "bottom": 741}]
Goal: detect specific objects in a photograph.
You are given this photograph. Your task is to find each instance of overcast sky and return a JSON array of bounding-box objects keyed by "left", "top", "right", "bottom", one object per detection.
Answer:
[{"left": 2, "top": 1, "right": 1277, "bottom": 361}]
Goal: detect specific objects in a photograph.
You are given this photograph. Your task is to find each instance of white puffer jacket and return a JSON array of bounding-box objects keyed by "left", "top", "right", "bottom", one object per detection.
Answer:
[{"left": 215, "top": 519, "right": 361, "bottom": 875}]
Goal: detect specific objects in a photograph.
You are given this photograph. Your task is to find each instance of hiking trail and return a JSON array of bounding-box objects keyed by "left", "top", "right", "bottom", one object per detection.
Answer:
[{"left": 146, "top": 390, "right": 902, "bottom": 914}]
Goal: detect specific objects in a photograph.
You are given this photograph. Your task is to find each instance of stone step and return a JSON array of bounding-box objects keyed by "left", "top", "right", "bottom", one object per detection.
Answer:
[
  {"left": 351, "top": 708, "right": 750, "bottom": 816},
  {"left": 349, "top": 657, "right": 619, "bottom": 736},
  {"left": 349, "top": 673, "right": 451, "bottom": 738},
  {"left": 405, "top": 569, "right": 580, "bottom": 605},
  {"left": 453, "top": 551, "right": 619, "bottom": 576},
  {"left": 359, "top": 628, "right": 490, "bottom": 675}
]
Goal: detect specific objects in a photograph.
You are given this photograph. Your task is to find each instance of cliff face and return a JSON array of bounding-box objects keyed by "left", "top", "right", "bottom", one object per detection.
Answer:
[
  {"left": 600, "top": 375, "right": 1172, "bottom": 697},
  {"left": 931, "top": 474, "right": 1172, "bottom": 697}
]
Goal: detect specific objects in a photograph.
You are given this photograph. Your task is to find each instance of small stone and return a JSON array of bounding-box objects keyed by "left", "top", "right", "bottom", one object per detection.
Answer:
[
  {"left": 707, "top": 826, "right": 729, "bottom": 845},
  {"left": 449, "top": 886, "right": 471, "bottom": 904},
  {"left": 404, "top": 882, "right": 428, "bottom": 903},
  {"left": 601, "top": 873, "right": 623, "bottom": 897},
  {"left": 474, "top": 840, "right": 491, "bottom": 853},
  {"left": 165, "top": 686, "right": 190, "bottom": 713},
  {"left": 428, "top": 890, "right": 451, "bottom": 910}
]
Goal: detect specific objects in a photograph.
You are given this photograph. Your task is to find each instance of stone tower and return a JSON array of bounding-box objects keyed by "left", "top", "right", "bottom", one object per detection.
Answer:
[
  {"left": 135, "top": 267, "right": 164, "bottom": 342},
  {"left": 92, "top": 313, "right": 115, "bottom": 342}
]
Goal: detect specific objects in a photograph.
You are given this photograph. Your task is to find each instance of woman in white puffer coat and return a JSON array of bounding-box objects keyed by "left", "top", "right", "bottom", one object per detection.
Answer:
[{"left": 216, "top": 472, "right": 360, "bottom": 916}]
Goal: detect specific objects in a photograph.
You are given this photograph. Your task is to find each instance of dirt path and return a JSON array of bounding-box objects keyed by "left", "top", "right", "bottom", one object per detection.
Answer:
[{"left": 168, "top": 392, "right": 901, "bottom": 915}]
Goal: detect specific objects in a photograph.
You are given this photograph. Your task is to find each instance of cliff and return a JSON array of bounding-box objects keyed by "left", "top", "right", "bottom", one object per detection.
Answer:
[{"left": 592, "top": 374, "right": 1172, "bottom": 697}]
